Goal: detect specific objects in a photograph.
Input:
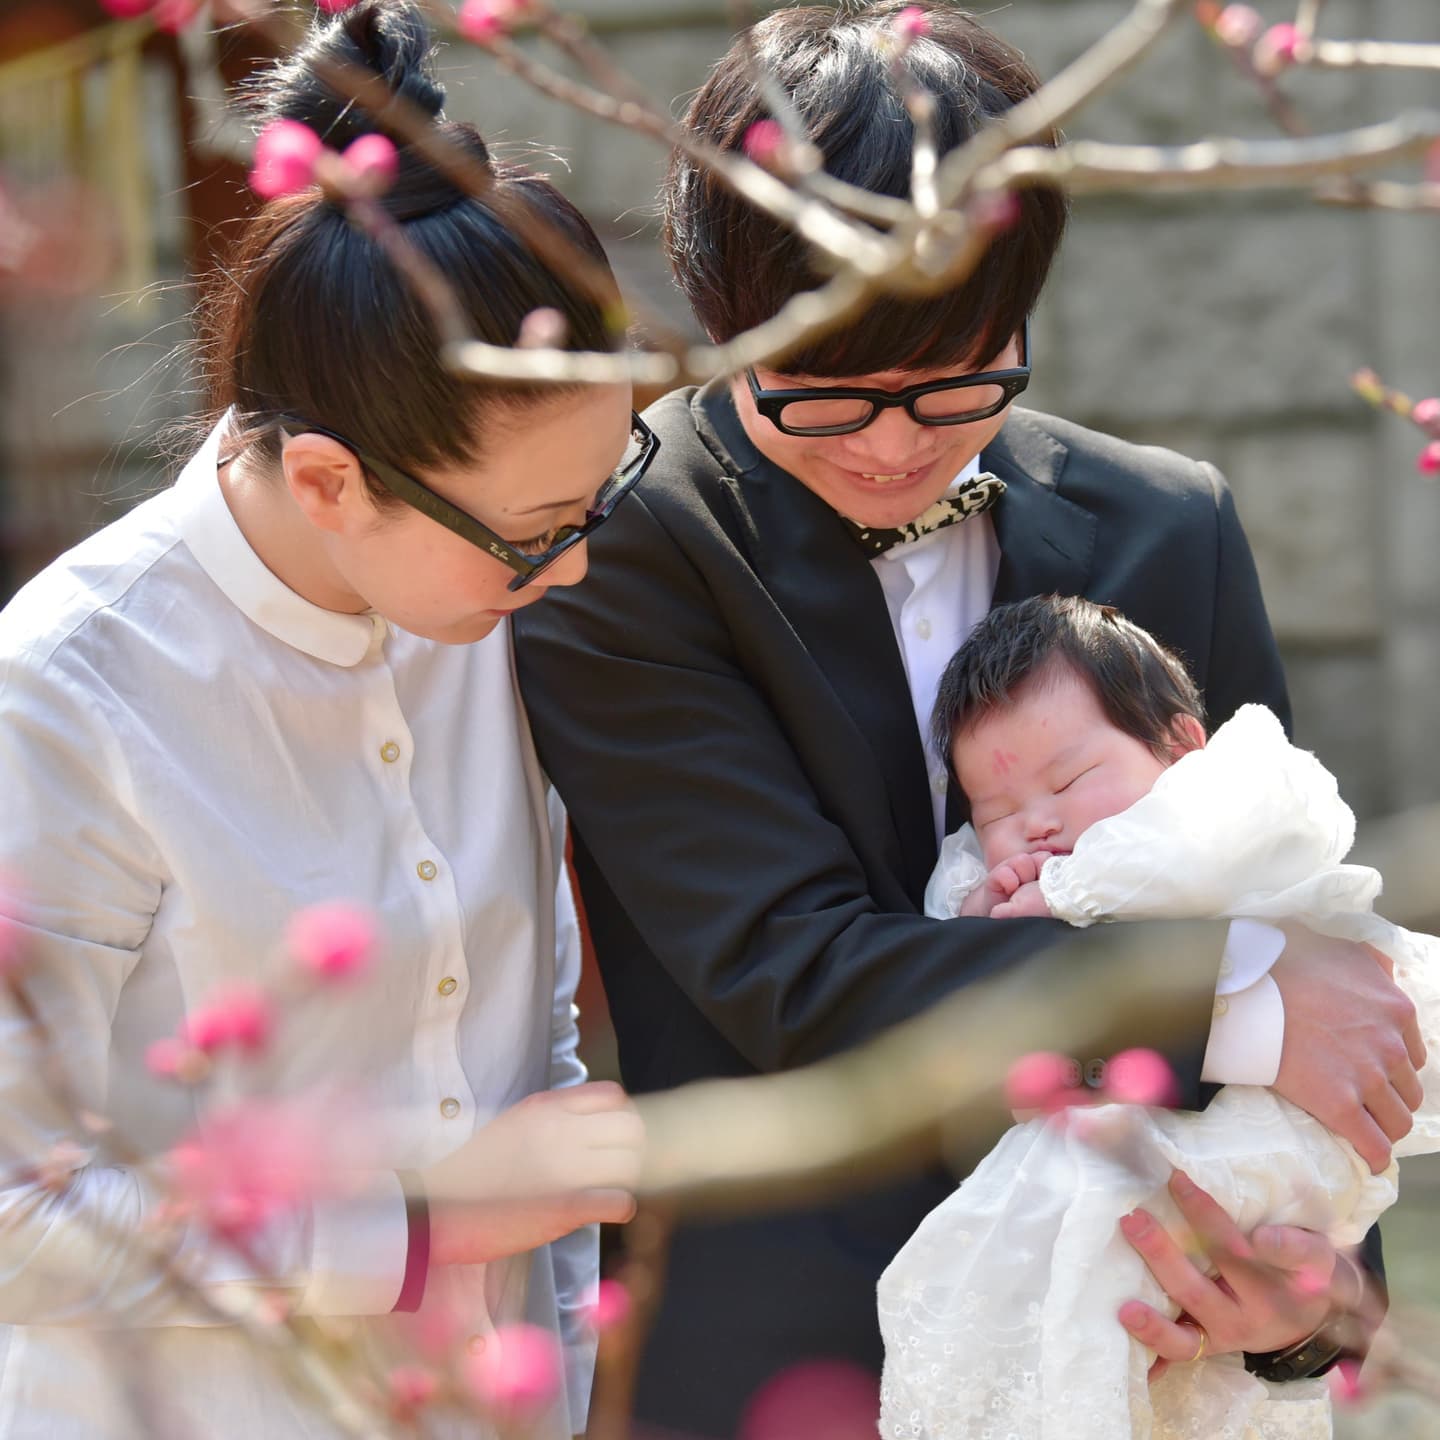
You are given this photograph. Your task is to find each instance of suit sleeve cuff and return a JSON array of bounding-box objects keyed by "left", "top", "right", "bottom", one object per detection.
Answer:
[
  {"left": 299, "top": 1172, "right": 409, "bottom": 1316},
  {"left": 1201, "top": 973, "right": 1285, "bottom": 1085}
]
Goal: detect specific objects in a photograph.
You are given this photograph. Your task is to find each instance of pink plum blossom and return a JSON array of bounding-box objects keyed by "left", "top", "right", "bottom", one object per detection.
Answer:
[
  {"left": 738, "top": 1359, "right": 879, "bottom": 1440},
  {"left": 286, "top": 901, "right": 377, "bottom": 982},
  {"left": 1004, "top": 1050, "right": 1083, "bottom": 1113},
  {"left": 169, "top": 1098, "right": 343, "bottom": 1240},
  {"left": 1417, "top": 441, "right": 1440, "bottom": 475},
  {"left": 387, "top": 1365, "right": 439, "bottom": 1414},
  {"left": 181, "top": 984, "right": 273, "bottom": 1055},
  {"left": 1102, "top": 1048, "right": 1178, "bottom": 1107},
  {"left": 1256, "top": 22, "right": 1305, "bottom": 72},
  {"left": 0, "top": 909, "right": 23, "bottom": 979},
  {"left": 582, "top": 1278, "right": 632, "bottom": 1332},
  {"left": 458, "top": 0, "right": 530, "bottom": 45},
  {"left": 145, "top": 1036, "right": 210, "bottom": 1085},
  {"left": 342, "top": 134, "right": 399, "bottom": 195},
  {"left": 151, "top": 0, "right": 200, "bottom": 32},
  {"left": 1411, "top": 396, "right": 1440, "bottom": 429},
  {"left": 1213, "top": 4, "right": 1262, "bottom": 47},
  {"left": 743, "top": 120, "right": 786, "bottom": 165},
  {"left": 1328, "top": 1358, "right": 1367, "bottom": 1406},
  {"left": 894, "top": 6, "right": 931, "bottom": 42},
  {"left": 464, "top": 1323, "right": 563, "bottom": 1423},
  {"left": 516, "top": 307, "right": 569, "bottom": 350},
  {"left": 249, "top": 120, "right": 324, "bottom": 201},
  {"left": 968, "top": 190, "right": 1022, "bottom": 233}
]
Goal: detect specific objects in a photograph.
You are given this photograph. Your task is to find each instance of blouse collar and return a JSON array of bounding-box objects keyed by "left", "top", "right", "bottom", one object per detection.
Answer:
[{"left": 175, "top": 416, "right": 381, "bottom": 668}]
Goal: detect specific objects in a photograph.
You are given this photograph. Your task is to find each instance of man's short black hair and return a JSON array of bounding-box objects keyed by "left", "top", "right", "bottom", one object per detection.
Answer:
[
  {"left": 663, "top": 1, "right": 1068, "bottom": 377},
  {"left": 931, "top": 596, "right": 1207, "bottom": 777}
]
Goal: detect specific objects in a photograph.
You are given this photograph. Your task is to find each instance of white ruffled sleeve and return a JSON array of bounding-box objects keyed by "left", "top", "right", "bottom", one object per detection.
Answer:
[
  {"left": 1039, "top": 705, "right": 1382, "bottom": 927},
  {"left": 923, "top": 825, "right": 989, "bottom": 919}
]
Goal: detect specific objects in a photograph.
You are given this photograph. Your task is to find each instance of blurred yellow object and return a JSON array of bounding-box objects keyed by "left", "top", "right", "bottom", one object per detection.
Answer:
[{"left": 0, "top": 19, "right": 152, "bottom": 293}]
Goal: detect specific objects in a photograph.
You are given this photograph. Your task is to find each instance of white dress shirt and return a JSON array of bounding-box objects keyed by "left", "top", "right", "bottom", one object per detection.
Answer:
[
  {"left": 0, "top": 421, "right": 594, "bottom": 1438},
  {"left": 872, "top": 457, "right": 1285, "bottom": 1086}
]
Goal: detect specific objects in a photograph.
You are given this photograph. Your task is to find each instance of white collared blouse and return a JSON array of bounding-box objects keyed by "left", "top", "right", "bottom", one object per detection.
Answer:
[{"left": 0, "top": 421, "right": 594, "bottom": 1438}]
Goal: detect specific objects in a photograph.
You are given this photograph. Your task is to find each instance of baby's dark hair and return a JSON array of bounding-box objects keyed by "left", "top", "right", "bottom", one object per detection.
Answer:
[{"left": 931, "top": 595, "right": 1206, "bottom": 774}]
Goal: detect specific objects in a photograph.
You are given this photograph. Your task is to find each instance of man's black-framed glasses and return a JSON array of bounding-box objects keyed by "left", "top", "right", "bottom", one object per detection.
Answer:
[
  {"left": 746, "top": 321, "right": 1031, "bottom": 437},
  {"left": 280, "top": 413, "right": 659, "bottom": 591}
]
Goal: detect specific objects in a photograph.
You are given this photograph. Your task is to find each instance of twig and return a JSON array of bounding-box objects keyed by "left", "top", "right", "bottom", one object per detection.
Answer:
[{"left": 1306, "top": 39, "right": 1440, "bottom": 71}]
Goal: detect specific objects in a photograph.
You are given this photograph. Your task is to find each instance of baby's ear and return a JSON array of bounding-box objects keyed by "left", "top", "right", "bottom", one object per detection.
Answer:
[{"left": 1167, "top": 713, "right": 1207, "bottom": 760}]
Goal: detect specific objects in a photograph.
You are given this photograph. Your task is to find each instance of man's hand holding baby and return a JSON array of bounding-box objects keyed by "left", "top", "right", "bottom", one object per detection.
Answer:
[{"left": 961, "top": 852, "right": 1056, "bottom": 918}]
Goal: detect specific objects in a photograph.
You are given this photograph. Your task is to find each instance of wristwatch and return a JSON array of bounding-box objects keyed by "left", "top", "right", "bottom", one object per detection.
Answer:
[{"left": 1243, "top": 1323, "right": 1348, "bottom": 1383}]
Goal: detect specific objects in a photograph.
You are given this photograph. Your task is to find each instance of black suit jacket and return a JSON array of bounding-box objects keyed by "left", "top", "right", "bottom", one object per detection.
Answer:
[{"left": 516, "top": 388, "right": 1292, "bottom": 1436}]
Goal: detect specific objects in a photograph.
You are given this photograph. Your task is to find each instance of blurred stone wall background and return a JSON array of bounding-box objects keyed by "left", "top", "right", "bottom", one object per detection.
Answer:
[{"left": 3, "top": 0, "right": 1438, "bottom": 821}]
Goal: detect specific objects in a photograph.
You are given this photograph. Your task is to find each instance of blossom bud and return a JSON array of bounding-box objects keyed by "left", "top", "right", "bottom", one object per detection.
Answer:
[
  {"left": 151, "top": 0, "right": 200, "bottom": 32},
  {"left": 1213, "top": 4, "right": 1261, "bottom": 46},
  {"left": 145, "top": 1037, "right": 211, "bottom": 1084},
  {"left": 249, "top": 120, "right": 323, "bottom": 201},
  {"left": 967, "top": 190, "right": 1022, "bottom": 233},
  {"left": 341, "top": 134, "right": 399, "bottom": 196},
  {"left": 1411, "top": 396, "right": 1440, "bottom": 429},
  {"left": 1328, "top": 1358, "right": 1367, "bottom": 1407},
  {"left": 1102, "top": 1048, "right": 1178, "bottom": 1107},
  {"left": 181, "top": 984, "right": 274, "bottom": 1055},
  {"left": 1417, "top": 441, "right": 1440, "bottom": 476},
  {"left": 583, "top": 1278, "right": 633, "bottom": 1332},
  {"left": 465, "top": 1324, "right": 563, "bottom": 1423},
  {"left": 1255, "top": 22, "right": 1306, "bottom": 73},
  {"left": 458, "top": 0, "right": 529, "bottom": 44},
  {"left": 894, "top": 6, "right": 931, "bottom": 42},
  {"left": 100, "top": 0, "right": 155, "bottom": 17},
  {"left": 516, "top": 307, "right": 569, "bottom": 350},
  {"left": 286, "top": 901, "right": 377, "bottom": 982},
  {"left": 387, "top": 1366, "right": 439, "bottom": 1414},
  {"left": 1004, "top": 1051, "right": 1083, "bottom": 1113},
  {"left": 316, "top": 0, "right": 360, "bottom": 12},
  {"left": 742, "top": 120, "right": 786, "bottom": 166}
]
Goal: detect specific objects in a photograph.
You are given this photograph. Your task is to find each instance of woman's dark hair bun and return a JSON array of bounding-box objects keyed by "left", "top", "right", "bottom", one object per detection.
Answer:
[{"left": 252, "top": 0, "right": 445, "bottom": 149}]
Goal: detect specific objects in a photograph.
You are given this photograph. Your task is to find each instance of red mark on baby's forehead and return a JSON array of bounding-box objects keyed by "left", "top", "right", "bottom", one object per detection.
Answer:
[{"left": 991, "top": 748, "right": 1018, "bottom": 777}]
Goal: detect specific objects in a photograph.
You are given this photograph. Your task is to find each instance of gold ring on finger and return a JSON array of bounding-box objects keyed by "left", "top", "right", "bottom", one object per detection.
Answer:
[{"left": 1181, "top": 1322, "right": 1209, "bottom": 1364}]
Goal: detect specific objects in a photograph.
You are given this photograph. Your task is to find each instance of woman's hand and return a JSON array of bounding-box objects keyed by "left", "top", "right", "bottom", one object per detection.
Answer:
[
  {"left": 421, "top": 1080, "right": 645, "bottom": 1267},
  {"left": 1117, "top": 1170, "right": 1349, "bottom": 1379},
  {"left": 960, "top": 853, "right": 1055, "bottom": 918}
]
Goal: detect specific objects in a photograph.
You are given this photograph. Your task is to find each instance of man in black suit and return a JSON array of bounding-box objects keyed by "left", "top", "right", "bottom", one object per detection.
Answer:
[{"left": 515, "top": 4, "right": 1424, "bottom": 1434}]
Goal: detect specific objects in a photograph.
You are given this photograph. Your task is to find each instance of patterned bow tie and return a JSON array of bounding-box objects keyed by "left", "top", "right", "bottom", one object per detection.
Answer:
[{"left": 839, "top": 473, "right": 1007, "bottom": 556}]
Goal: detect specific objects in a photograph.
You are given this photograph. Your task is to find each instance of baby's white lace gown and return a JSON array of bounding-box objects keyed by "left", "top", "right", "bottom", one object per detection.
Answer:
[{"left": 877, "top": 706, "right": 1440, "bottom": 1440}]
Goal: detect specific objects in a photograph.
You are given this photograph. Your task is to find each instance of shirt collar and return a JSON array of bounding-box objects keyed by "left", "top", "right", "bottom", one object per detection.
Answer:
[
  {"left": 175, "top": 416, "right": 381, "bottom": 668},
  {"left": 873, "top": 454, "right": 988, "bottom": 567}
]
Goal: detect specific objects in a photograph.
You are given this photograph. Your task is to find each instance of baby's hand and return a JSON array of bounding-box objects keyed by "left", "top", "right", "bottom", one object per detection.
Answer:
[
  {"left": 991, "top": 879, "right": 1053, "bottom": 919},
  {"left": 960, "top": 853, "right": 1055, "bottom": 917}
]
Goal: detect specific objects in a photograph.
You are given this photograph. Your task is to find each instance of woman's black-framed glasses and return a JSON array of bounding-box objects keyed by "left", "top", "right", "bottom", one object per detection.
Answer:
[
  {"left": 280, "top": 413, "right": 659, "bottom": 591},
  {"left": 746, "top": 322, "right": 1031, "bottom": 437}
]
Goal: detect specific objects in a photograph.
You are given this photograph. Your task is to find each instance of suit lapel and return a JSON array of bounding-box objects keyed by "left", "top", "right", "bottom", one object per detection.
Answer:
[
  {"left": 984, "top": 412, "right": 1095, "bottom": 606},
  {"left": 694, "top": 385, "right": 938, "bottom": 898}
]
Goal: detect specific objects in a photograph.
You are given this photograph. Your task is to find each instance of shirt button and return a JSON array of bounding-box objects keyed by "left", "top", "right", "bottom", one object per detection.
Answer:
[
  {"left": 380, "top": 741, "right": 401, "bottom": 764},
  {"left": 931, "top": 772, "right": 948, "bottom": 795},
  {"left": 417, "top": 860, "right": 438, "bottom": 882},
  {"left": 915, "top": 617, "right": 933, "bottom": 640},
  {"left": 1218, "top": 956, "right": 1234, "bottom": 977},
  {"left": 437, "top": 977, "right": 458, "bottom": 997},
  {"left": 1213, "top": 996, "right": 1229, "bottom": 1017},
  {"left": 440, "top": 1097, "right": 461, "bottom": 1119}
]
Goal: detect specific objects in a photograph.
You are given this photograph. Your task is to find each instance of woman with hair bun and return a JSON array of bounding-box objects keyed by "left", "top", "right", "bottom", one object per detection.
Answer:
[{"left": 0, "top": 3, "right": 648, "bottom": 1435}]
